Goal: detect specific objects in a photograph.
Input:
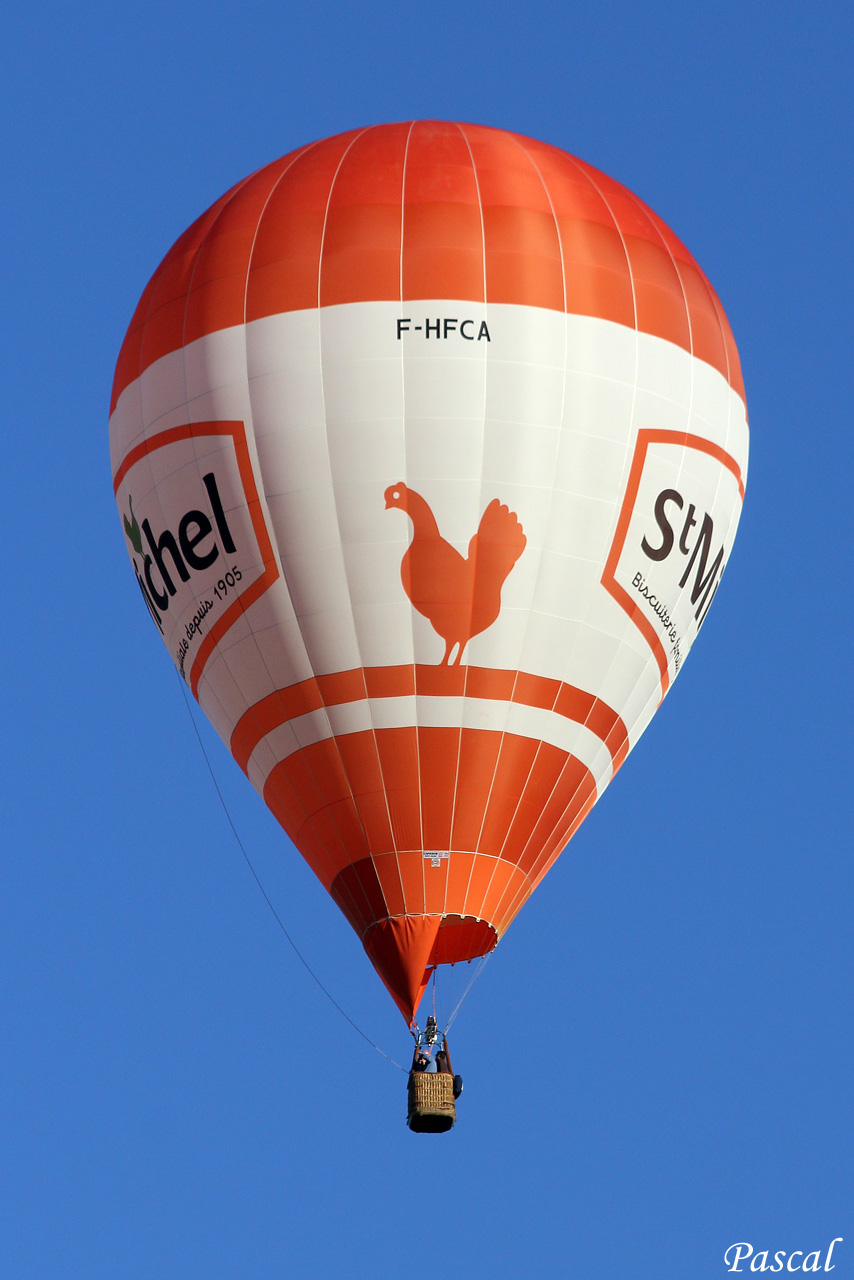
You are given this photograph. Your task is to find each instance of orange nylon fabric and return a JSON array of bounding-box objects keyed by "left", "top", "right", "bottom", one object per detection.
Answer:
[
  {"left": 226, "top": 662, "right": 618, "bottom": 1020},
  {"left": 362, "top": 916, "right": 440, "bottom": 1023},
  {"left": 111, "top": 120, "right": 744, "bottom": 413},
  {"left": 259, "top": 726, "right": 597, "bottom": 1020}
]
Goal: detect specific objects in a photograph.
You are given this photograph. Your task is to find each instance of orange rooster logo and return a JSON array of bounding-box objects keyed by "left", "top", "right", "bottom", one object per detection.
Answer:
[{"left": 385, "top": 483, "right": 527, "bottom": 665}]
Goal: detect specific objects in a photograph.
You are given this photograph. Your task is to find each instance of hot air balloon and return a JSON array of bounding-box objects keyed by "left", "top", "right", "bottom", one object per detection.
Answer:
[{"left": 110, "top": 122, "right": 747, "bottom": 1051}]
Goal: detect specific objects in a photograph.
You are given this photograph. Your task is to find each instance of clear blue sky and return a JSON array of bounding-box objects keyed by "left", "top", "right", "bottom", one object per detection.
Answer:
[{"left": 2, "top": 3, "right": 851, "bottom": 1276}]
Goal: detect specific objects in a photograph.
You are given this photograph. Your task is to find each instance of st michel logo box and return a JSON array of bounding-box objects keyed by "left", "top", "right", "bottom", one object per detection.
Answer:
[
  {"left": 113, "top": 421, "right": 279, "bottom": 695},
  {"left": 603, "top": 428, "right": 745, "bottom": 697}
]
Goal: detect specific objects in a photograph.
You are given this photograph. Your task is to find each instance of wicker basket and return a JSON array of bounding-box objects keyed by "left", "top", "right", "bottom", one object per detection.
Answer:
[{"left": 407, "top": 1071, "right": 456, "bottom": 1133}]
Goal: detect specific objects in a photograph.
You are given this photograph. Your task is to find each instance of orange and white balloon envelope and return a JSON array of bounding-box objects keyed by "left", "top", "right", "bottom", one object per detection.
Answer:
[{"left": 110, "top": 122, "right": 748, "bottom": 1022}]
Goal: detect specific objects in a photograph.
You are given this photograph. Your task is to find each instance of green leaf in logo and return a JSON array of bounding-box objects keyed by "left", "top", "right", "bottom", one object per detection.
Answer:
[{"left": 123, "top": 495, "right": 143, "bottom": 555}]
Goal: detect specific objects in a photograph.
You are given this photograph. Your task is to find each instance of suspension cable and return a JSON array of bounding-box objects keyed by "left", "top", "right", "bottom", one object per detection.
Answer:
[
  {"left": 176, "top": 673, "right": 406, "bottom": 1072},
  {"left": 443, "top": 950, "right": 494, "bottom": 1036}
]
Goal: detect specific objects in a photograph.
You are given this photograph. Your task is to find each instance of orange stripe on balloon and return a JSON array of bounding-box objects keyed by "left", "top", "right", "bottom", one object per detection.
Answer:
[{"left": 230, "top": 663, "right": 628, "bottom": 775}]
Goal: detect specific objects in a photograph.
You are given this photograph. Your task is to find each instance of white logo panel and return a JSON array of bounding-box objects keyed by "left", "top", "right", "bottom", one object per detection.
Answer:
[
  {"left": 603, "top": 430, "right": 745, "bottom": 694},
  {"left": 114, "top": 421, "right": 278, "bottom": 693}
]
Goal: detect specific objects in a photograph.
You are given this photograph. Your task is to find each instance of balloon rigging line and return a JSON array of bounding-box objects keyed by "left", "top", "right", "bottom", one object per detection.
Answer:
[
  {"left": 443, "top": 950, "right": 493, "bottom": 1036},
  {"left": 176, "top": 674, "right": 406, "bottom": 1073}
]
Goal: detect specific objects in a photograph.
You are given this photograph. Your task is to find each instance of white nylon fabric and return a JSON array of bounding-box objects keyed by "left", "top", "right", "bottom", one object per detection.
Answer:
[{"left": 110, "top": 300, "right": 748, "bottom": 805}]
